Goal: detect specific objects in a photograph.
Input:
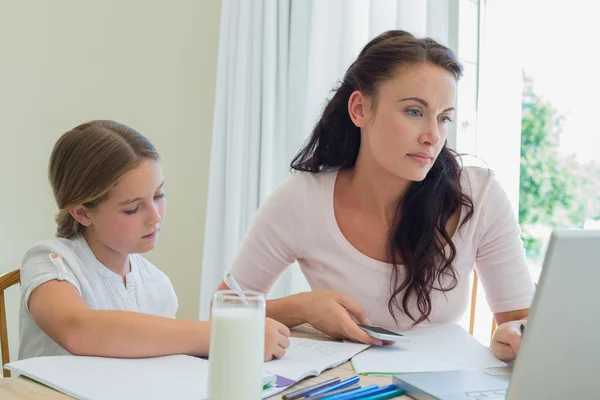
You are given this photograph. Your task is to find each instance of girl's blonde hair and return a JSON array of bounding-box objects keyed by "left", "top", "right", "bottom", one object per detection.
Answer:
[{"left": 49, "top": 120, "right": 160, "bottom": 238}]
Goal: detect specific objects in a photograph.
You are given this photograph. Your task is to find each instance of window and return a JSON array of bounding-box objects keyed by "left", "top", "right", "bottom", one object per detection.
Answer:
[{"left": 468, "top": 0, "right": 600, "bottom": 344}]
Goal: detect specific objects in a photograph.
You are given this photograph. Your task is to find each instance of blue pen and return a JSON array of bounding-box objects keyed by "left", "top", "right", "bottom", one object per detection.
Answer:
[
  {"left": 319, "top": 384, "right": 378, "bottom": 400},
  {"left": 306, "top": 376, "right": 360, "bottom": 398},
  {"left": 324, "top": 384, "right": 397, "bottom": 400},
  {"left": 360, "top": 388, "right": 405, "bottom": 400},
  {"left": 309, "top": 384, "right": 362, "bottom": 400}
]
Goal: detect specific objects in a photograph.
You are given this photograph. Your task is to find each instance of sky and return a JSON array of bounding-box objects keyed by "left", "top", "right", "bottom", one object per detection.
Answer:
[{"left": 519, "top": 0, "right": 600, "bottom": 164}]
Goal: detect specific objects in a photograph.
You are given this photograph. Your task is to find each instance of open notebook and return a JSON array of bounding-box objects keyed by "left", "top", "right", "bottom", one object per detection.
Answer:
[
  {"left": 262, "top": 338, "right": 370, "bottom": 398},
  {"left": 5, "top": 338, "right": 369, "bottom": 400},
  {"left": 265, "top": 338, "right": 369, "bottom": 380},
  {"left": 351, "top": 324, "right": 507, "bottom": 375}
]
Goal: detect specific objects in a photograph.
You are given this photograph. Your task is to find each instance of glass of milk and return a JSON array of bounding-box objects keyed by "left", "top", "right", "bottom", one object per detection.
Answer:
[{"left": 208, "top": 290, "right": 266, "bottom": 400}]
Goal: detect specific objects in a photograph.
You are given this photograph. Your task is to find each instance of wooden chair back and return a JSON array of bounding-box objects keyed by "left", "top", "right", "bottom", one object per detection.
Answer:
[
  {"left": 469, "top": 272, "right": 497, "bottom": 342},
  {"left": 0, "top": 269, "right": 20, "bottom": 378}
]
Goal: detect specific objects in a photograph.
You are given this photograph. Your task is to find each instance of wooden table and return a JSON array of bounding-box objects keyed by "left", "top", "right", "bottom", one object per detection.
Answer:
[{"left": 0, "top": 324, "right": 408, "bottom": 399}]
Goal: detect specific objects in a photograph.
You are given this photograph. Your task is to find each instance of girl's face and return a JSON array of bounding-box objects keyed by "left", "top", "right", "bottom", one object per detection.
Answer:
[{"left": 81, "top": 159, "right": 166, "bottom": 256}]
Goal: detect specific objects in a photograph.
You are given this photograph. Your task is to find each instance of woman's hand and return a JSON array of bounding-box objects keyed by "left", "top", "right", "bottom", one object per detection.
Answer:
[
  {"left": 298, "top": 290, "right": 384, "bottom": 345},
  {"left": 264, "top": 317, "right": 291, "bottom": 361},
  {"left": 491, "top": 319, "right": 526, "bottom": 361}
]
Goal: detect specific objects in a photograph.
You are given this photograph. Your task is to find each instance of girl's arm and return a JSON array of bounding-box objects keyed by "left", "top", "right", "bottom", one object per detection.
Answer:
[
  {"left": 29, "top": 279, "right": 211, "bottom": 358},
  {"left": 30, "top": 279, "right": 291, "bottom": 360}
]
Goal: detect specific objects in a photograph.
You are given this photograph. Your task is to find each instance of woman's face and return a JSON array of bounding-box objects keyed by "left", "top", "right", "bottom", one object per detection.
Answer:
[{"left": 351, "top": 62, "right": 457, "bottom": 182}]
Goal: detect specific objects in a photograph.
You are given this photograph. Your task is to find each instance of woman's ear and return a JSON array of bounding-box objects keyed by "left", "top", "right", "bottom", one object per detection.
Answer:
[
  {"left": 348, "top": 90, "right": 372, "bottom": 128},
  {"left": 69, "top": 206, "right": 93, "bottom": 227}
]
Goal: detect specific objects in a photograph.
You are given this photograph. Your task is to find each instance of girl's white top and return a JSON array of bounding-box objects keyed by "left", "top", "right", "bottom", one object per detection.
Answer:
[{"left": 18, "top": 234, "right": 177, "bottom": 360}]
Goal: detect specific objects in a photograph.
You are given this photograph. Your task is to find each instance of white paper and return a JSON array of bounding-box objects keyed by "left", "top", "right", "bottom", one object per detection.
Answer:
[
  {"left": 264, "top": 337, "right": 370, "bottom": 381},
  {"left": 6, "top": 354, "right": 210, "bottom": 400},
  {"left": 5, "top": 338, "right": 369, "bottom": 400},
  {"left": 351, "top": 324, "right": 507, "bottom": 375}
]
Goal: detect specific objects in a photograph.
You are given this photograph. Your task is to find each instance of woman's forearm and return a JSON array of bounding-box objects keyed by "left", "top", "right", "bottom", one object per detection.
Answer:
[{"left": 266, "top": 292, "right": 310, "bottom": 327}]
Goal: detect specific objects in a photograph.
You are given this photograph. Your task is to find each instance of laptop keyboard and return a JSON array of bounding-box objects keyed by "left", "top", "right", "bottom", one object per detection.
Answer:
[{"left": 465, "top": 389, "right": 507, "bottom": 399}]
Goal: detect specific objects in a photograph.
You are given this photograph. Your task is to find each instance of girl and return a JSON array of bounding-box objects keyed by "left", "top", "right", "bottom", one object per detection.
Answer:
[
  {"left": 19, "top": 120, "right": 290, "bottom": 361},
  {"left": 218, "top": 31, "right": 535, "bottom": 361}
]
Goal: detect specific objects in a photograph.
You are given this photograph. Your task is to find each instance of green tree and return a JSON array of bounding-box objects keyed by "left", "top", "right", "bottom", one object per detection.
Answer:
[{"left": 519, "top": 78, "right": 586, "bottom": 260}]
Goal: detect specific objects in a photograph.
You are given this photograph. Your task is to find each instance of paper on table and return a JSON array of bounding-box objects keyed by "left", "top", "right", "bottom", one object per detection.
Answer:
[
  {"left": 5, "top": 354, "right": 210, "bottom": 400},
  {"left": 351, "top": 324, "right": 507, "bottom": 375},
  {"left": 5, "top": 338, "right": 369, "bottom": 400},
  {"left": 260, "top": 338, "right": 370, "bottom": 399},
  {"left": 264, "top": 337, "right": 370, "bottom": 381}
]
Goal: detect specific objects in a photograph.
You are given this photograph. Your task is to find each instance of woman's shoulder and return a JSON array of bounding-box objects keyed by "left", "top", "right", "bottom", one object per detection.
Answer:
[
  {"left": 276, "top": 169, "right": 335, "bottom": 192},
  {"left": 260, "top": 170, "right": 335, "bottom": 209},
  {"left": 460, "top": 166, "right": 497, "bottom": 202},
  {"left": 460, "top": 165, "right": 516, "bottom": 224}
]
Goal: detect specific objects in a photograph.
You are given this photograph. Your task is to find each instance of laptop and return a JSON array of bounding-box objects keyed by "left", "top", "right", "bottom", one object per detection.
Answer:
[{"left": 392, "top": 229, "right": 600, "bottom": 399}]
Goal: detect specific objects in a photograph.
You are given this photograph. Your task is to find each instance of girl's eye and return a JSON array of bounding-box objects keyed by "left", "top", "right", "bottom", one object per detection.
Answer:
[
  {"left": 124, "top": 207, "right": 139, "bottom": 215},
  {"left": 407, "top": 109, "right": 422, "bottom": 117}
]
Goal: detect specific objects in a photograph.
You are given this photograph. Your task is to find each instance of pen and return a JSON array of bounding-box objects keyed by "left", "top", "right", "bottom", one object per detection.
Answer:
[
  {"left": 282, "top": 378, "right": 341, "bottom": 400},
  {"left": 319, "top": 384, "right": 378, "bottom": 400},
  {"left": 224, "top": 272, "right": 249, "bottom": 305},
  {"left": 309, "top": 384, "right": 362, "bottom": 400},
  {"left": 360, "top": 387, "right": 405, "bottom": 400},
  {"left": 306, "top": 376, "right": 360, "bottom": 397},
  {"left": 334, "top": 385, "right": 397, "bottom": 400}
]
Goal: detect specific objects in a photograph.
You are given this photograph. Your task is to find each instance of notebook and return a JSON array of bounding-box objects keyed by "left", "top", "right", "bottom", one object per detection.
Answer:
[
  {"left": 5, "top": 354, "right": 210, "bottom": 400},
  {"left": 265, "top": 337, "right": 369, "bottom": 380},
  {"left": 262, "top": 338, "right": 370, "bottom": 398},
  {"left": 5, "top": 338, "right": 369, "bottom": 400},
  {"left": 351, "top": 324, "right": 507, "bottom": 375}
]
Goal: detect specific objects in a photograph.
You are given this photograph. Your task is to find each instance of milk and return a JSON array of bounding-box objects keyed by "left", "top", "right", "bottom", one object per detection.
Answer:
[{"left": 208, "top": 307, "right": 265, "bottom": 400}]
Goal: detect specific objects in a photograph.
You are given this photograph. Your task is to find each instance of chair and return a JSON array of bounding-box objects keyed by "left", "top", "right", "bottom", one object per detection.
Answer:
[
  {"left": 469, "top": 272, "right": 497, "bottom": 342},
  {"left": 0, "top": 269, "right": 20, "bottom": 378}
]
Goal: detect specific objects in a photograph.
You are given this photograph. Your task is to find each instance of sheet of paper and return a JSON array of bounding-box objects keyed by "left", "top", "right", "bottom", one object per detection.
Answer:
[
  {"left": 5, "top": 338, "right": 369, "bottom": 400},
  {"left": 6, "top": 354, "right": 210, "bottom": 400},
  {"left": 351, "top": 324, "right": 507, "bottom": 375},
  {"left": 264, "top": 337, "right": 370, "bottom": 381}
]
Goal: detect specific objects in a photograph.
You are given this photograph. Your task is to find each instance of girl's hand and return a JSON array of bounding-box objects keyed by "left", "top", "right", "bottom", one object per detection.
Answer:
[{"left": 264, "top": 317, "right": 291, "bottom": 361}]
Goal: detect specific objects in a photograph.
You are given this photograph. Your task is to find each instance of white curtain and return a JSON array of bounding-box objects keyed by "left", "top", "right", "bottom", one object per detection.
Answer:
[
  {"left": 199, "top": 0, "right": 294, "bottom": 320},
  {"left": 200, "top": 0, "right": 456, "bottom": 319}
]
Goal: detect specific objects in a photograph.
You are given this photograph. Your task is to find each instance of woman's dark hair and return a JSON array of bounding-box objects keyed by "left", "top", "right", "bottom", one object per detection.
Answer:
[{"left": 291, "top": 30, "right": 474, "bottom": 325}]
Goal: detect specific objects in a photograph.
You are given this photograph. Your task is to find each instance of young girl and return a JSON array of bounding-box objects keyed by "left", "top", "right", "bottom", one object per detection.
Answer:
[
  {"left": 19, "top": 120, "right": 290, "bottom": 361},
  {"left": 218, "top": 31, "right": 535, "bottom": 361}
]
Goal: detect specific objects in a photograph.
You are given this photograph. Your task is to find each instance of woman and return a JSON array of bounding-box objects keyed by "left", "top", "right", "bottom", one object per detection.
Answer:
[{"left": 218, "top": 31, "right": 534, "bottom": 361}]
